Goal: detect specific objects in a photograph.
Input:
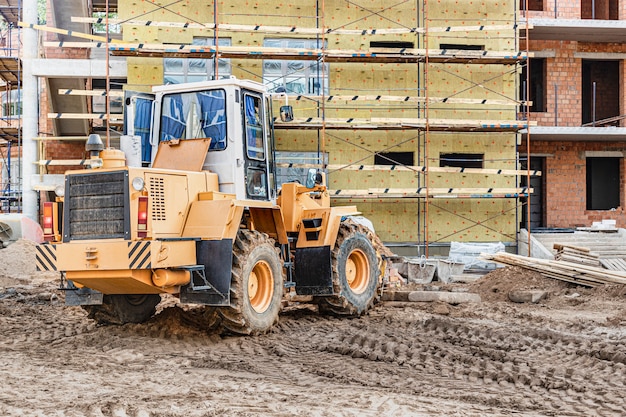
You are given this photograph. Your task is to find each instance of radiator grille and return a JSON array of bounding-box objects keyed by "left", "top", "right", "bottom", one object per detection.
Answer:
[
  {"left": 65, "top": 171, "right": 128, "bottom": 240},
  {"left": 148, "top": 176, "right": 166, "bottom": 221}
]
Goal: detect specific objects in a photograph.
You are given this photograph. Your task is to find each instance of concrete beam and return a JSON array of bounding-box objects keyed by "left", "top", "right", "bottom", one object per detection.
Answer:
[
  {"left": 31, "top": 59, "right": 127, "bottom": 78},
  {"left": 22, "top": 0, "right": 39, "bottom": 222}
]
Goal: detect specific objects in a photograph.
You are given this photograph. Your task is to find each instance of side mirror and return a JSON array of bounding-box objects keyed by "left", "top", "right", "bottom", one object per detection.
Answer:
[
  {"left": 280, "top": 105, "right": 293, "bottom": 122},
  {"left": 305, "top": 169, "right": 323, "bottom": 188},
  {"left": 305, "top": 168, "right": 317, "bottom": 188}
]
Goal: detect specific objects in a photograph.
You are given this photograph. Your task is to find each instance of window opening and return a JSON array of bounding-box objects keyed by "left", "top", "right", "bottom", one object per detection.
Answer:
[
  {"left": 586, "top": 157, "right": 620, "bottom": 210},
  {"left": 582, "top": 60, "right": 620, "bottom": 126},
  {"left": 374, "top": 151, "right": 414, "bottom": 166},
  {"left": 520, "top": 0, "right": 543, "bottom": 11},
  {"left": 520, "top": 59, "right": 546, "bottom": 113},
  {"left": 439, "top": 153, "right": 484, "bottom": 169},
  {"left": 263, "top": 38, "right": 329, "bottom": 94},
  {"left": 92, "top": 12, "right": 120, "bottom": 34},
  {"left": 370, "top": 41, "right": 414, "bottom": 49},
  {"left": 92, "top": 78, "right": 124, "bottom": 114},
  {"left": 582, "top": 0, "right": 618, "bottom": 20},
  {"left": 439, "top": 44, "right": 484, "bottom": 51},
  {"left": 164, "top": 37, "right": 231, "bottom": 84},
  {"left": 1, "top": 89, "right": 22, "bottom": 118},
  {"left": 275, "top": 151, "right": 328, "bottom": 187}
]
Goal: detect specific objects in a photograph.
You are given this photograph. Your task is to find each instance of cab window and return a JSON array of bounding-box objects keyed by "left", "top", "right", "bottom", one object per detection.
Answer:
[
  {"left": 160, "top": 89, "right": 227, "bottom": 150},
  {"left": 244, "top": 94, "right": 265, "bottom": 160}
]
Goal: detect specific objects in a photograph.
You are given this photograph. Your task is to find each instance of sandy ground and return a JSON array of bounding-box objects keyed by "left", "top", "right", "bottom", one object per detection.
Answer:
[{"left": 1, "top": 240, "right": 625, "bottom": 416}]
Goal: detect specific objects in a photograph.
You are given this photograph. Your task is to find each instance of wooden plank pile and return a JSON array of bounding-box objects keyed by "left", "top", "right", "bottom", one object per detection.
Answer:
[
  {"left": 600, "top": 258, "right": 626, "bottom": 271},
  {"left": 553, "top": 244, "right": 601, "bottom": 267},
  {"left": 480, "top": 252, "right": 626, "bottom": 288}
]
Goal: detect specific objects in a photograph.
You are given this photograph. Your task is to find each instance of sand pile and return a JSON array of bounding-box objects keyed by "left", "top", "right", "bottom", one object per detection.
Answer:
[{"left": 0, "top": 239, "right": 40, "bottom": 285}]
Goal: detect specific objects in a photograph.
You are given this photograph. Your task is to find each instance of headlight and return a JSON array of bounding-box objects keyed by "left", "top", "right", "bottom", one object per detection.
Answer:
[
  {"left": 54, "top": 185, "right": 65, "bottom": 197},
  {"left": 132, "top": 177, "right": 145, "bottom": 191}
]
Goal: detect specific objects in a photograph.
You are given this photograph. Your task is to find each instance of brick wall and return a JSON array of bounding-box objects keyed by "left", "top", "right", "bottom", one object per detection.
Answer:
[
  {"left": 527, "top": 140, "right": 626, "bottom": 228},
  {"left": 524, "top": 39, "right": 626, "bottom": 127},
  {"left": 523, "top": 0, "right": 626, "bottom": 20},
  {"left": 523, "top": 0, "right": 581, "bottom": 18},
  {"left": 38, "top": 0, "right": 90, "bottom": 176},
  {"left": 523, "top": 40, "right": 582, "bottom": 126}
]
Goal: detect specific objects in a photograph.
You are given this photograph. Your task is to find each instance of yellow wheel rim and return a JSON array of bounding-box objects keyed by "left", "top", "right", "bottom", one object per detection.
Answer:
[
  {"left": 346, "top": 248, "right": 370, "bottom": 294},
  {"left": 248, "top": 260, "right": 274, "bottom": 313}
]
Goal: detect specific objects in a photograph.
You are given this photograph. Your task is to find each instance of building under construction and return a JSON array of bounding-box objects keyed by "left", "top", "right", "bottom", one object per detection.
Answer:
[{"left": 6, "top": 0, "right": 622, "bottom": 256}]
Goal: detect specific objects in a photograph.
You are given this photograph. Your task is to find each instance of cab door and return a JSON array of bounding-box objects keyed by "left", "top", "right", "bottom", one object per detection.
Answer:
[
  {"left": 242, "top": 91, "right": 270, "bottom": 200},
  {"left": 123, "top": 91, "right": 155, "bottom": 166}
]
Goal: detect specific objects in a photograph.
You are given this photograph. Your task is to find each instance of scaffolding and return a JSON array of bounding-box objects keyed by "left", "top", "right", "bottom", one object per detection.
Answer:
[
  {"left": 0, "top": 0, "right": 22, "bottom": 212},
  {"left": 34, "top": 0, "right": 533, "bottom": 255}
]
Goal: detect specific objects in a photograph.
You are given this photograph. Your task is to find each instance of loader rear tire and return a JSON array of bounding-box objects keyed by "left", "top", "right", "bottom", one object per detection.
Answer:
[
  {"left": 219, "top": 230, "right": 284, "bottom": 335},
  {"left": 317, "top": 221, "right": 380, "bottom": 316},
  {"left": 84, "top": 294, "right": 161, "bottom": 325}
]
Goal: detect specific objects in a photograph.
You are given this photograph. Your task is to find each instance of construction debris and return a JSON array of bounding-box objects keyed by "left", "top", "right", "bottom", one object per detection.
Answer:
[
  {"left": 481, "top": 252, "right": 626, "bottom": 287},
  {"left": 407, "top": 291, "right": 481, "bottom": 304},
  {"left": 508, "top": 290, "right": 546, "bottom": 304},
  {"left": 553, "top": 243, "right": 601, "bottom": 267},
  {"left": 381, "top": 290, "right": 481, "bottom": 304}
]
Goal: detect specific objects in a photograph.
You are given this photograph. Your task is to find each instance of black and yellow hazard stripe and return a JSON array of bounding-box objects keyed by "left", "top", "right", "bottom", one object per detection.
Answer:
[
  {"left": 36, "top": 244, "right": 57, "bottom": 271},
  {"left": 128, "top": 241, "right": 151, "bottom": 269}
]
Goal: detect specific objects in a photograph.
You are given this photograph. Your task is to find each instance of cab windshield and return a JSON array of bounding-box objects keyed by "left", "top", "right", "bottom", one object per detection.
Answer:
[{"left": 160, "top": 89, "right": 227, "bottom": 150}]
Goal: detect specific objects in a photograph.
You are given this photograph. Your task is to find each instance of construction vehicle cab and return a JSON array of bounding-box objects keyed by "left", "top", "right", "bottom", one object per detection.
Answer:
[{"left": 36, "top": 77, "right": 384, "bottom": 335}]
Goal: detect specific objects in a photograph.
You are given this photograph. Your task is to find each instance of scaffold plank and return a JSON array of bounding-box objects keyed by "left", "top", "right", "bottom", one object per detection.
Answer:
[
  {"left": 42, "top": 41, "right": 529, "bottom": 64},
  {"left": 277, "top": 163, "right": 541, "bottom": 176},
  {"left": 271, "top": 94, "right": 523, "bottom": 106},
  {"left": 18, "top": 22, "right": 126, "bottom": 44},
  {"left": 47, "top": 113, "right": 124, "bottom": 121},
  {"left": 71, "top": 17, "right": 528, "bottom": 36},
  {"left": 329, "top": 187, "right": 531, "bottom": 198},
  {"left": 58, "top": 89, "right": 125, "bottom": 97},
  {"left": 273, "top": 117, "right": 531, "bottom": 131},
  {"left": 34, "top": 160, "right": 89, "bottom": 166}
]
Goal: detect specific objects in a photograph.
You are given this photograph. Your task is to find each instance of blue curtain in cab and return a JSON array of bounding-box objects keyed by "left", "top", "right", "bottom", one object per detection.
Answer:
[
  {"left": 245, "top": 95, "right": 257, "bottom": 150},
  {"left": 196, "top": 90, "right": 226, "bottom": 150},
  {"left": 133, "top": 98, "right": 153, "bottom": 164},
  {"left": 160, "top": 94, "right": 185, "bottom": 142}
]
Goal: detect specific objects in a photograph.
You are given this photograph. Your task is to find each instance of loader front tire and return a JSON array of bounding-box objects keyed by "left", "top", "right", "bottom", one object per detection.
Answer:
[
  {"left": 219, "top": 230, "right": 284, "bottom": 335},
  {"left": 317, "top": 221, "right": 380, "bottom": 316},
  {"left": 84, "top": 294, "right": 161, "bottom": 325}
]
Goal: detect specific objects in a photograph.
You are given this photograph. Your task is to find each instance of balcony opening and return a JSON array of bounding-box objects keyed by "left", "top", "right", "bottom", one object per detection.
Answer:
[
  {"left": 586, "top": 157, "right": 620, "bottom": 210},
  {"left": 520, "top": 58, "right": 546, "bottom": 113},
  {"left": 582, "top": 0, "right": 618, "bottom": 20},
  {"left": 582, "top": 60, "right": 620, "bottom": 126},
  {"left": 520, "top": 156, "right": 545, "bottom": 230}
]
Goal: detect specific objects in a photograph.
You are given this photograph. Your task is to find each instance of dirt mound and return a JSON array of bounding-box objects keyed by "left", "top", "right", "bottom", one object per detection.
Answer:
[
  {"left": 593, "top": 283, "right": 626, "bottom": 299},
  {"left": 468, "top": 265, "right": 571, "bottom": 302},
  {"left": 0, "top": 239, "right": 39, "bottom": 280}
]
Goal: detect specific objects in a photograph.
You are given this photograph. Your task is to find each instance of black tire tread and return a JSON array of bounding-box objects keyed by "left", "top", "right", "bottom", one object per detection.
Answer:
[
  {"left": 218, "top": 229, "right": 283, "bottom": 335},
  {"left": 83, "top": 294, "right": 161, "bottom": 325},
  {"left": 317, "top": 220, "right": 381, "bottom": 316}
]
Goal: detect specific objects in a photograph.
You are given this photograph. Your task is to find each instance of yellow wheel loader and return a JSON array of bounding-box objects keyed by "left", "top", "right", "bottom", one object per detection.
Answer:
[{"left": 36, "top": 78, "right": 386, "bottom": 334}]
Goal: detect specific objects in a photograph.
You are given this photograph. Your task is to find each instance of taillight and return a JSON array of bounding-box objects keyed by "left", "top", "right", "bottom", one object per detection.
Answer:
[
  {"left": 137, "top": 196, "right": 148, "bottom": 238},
  {"left": 43, "top": 202, "right": 56, "bottom": 241}
]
